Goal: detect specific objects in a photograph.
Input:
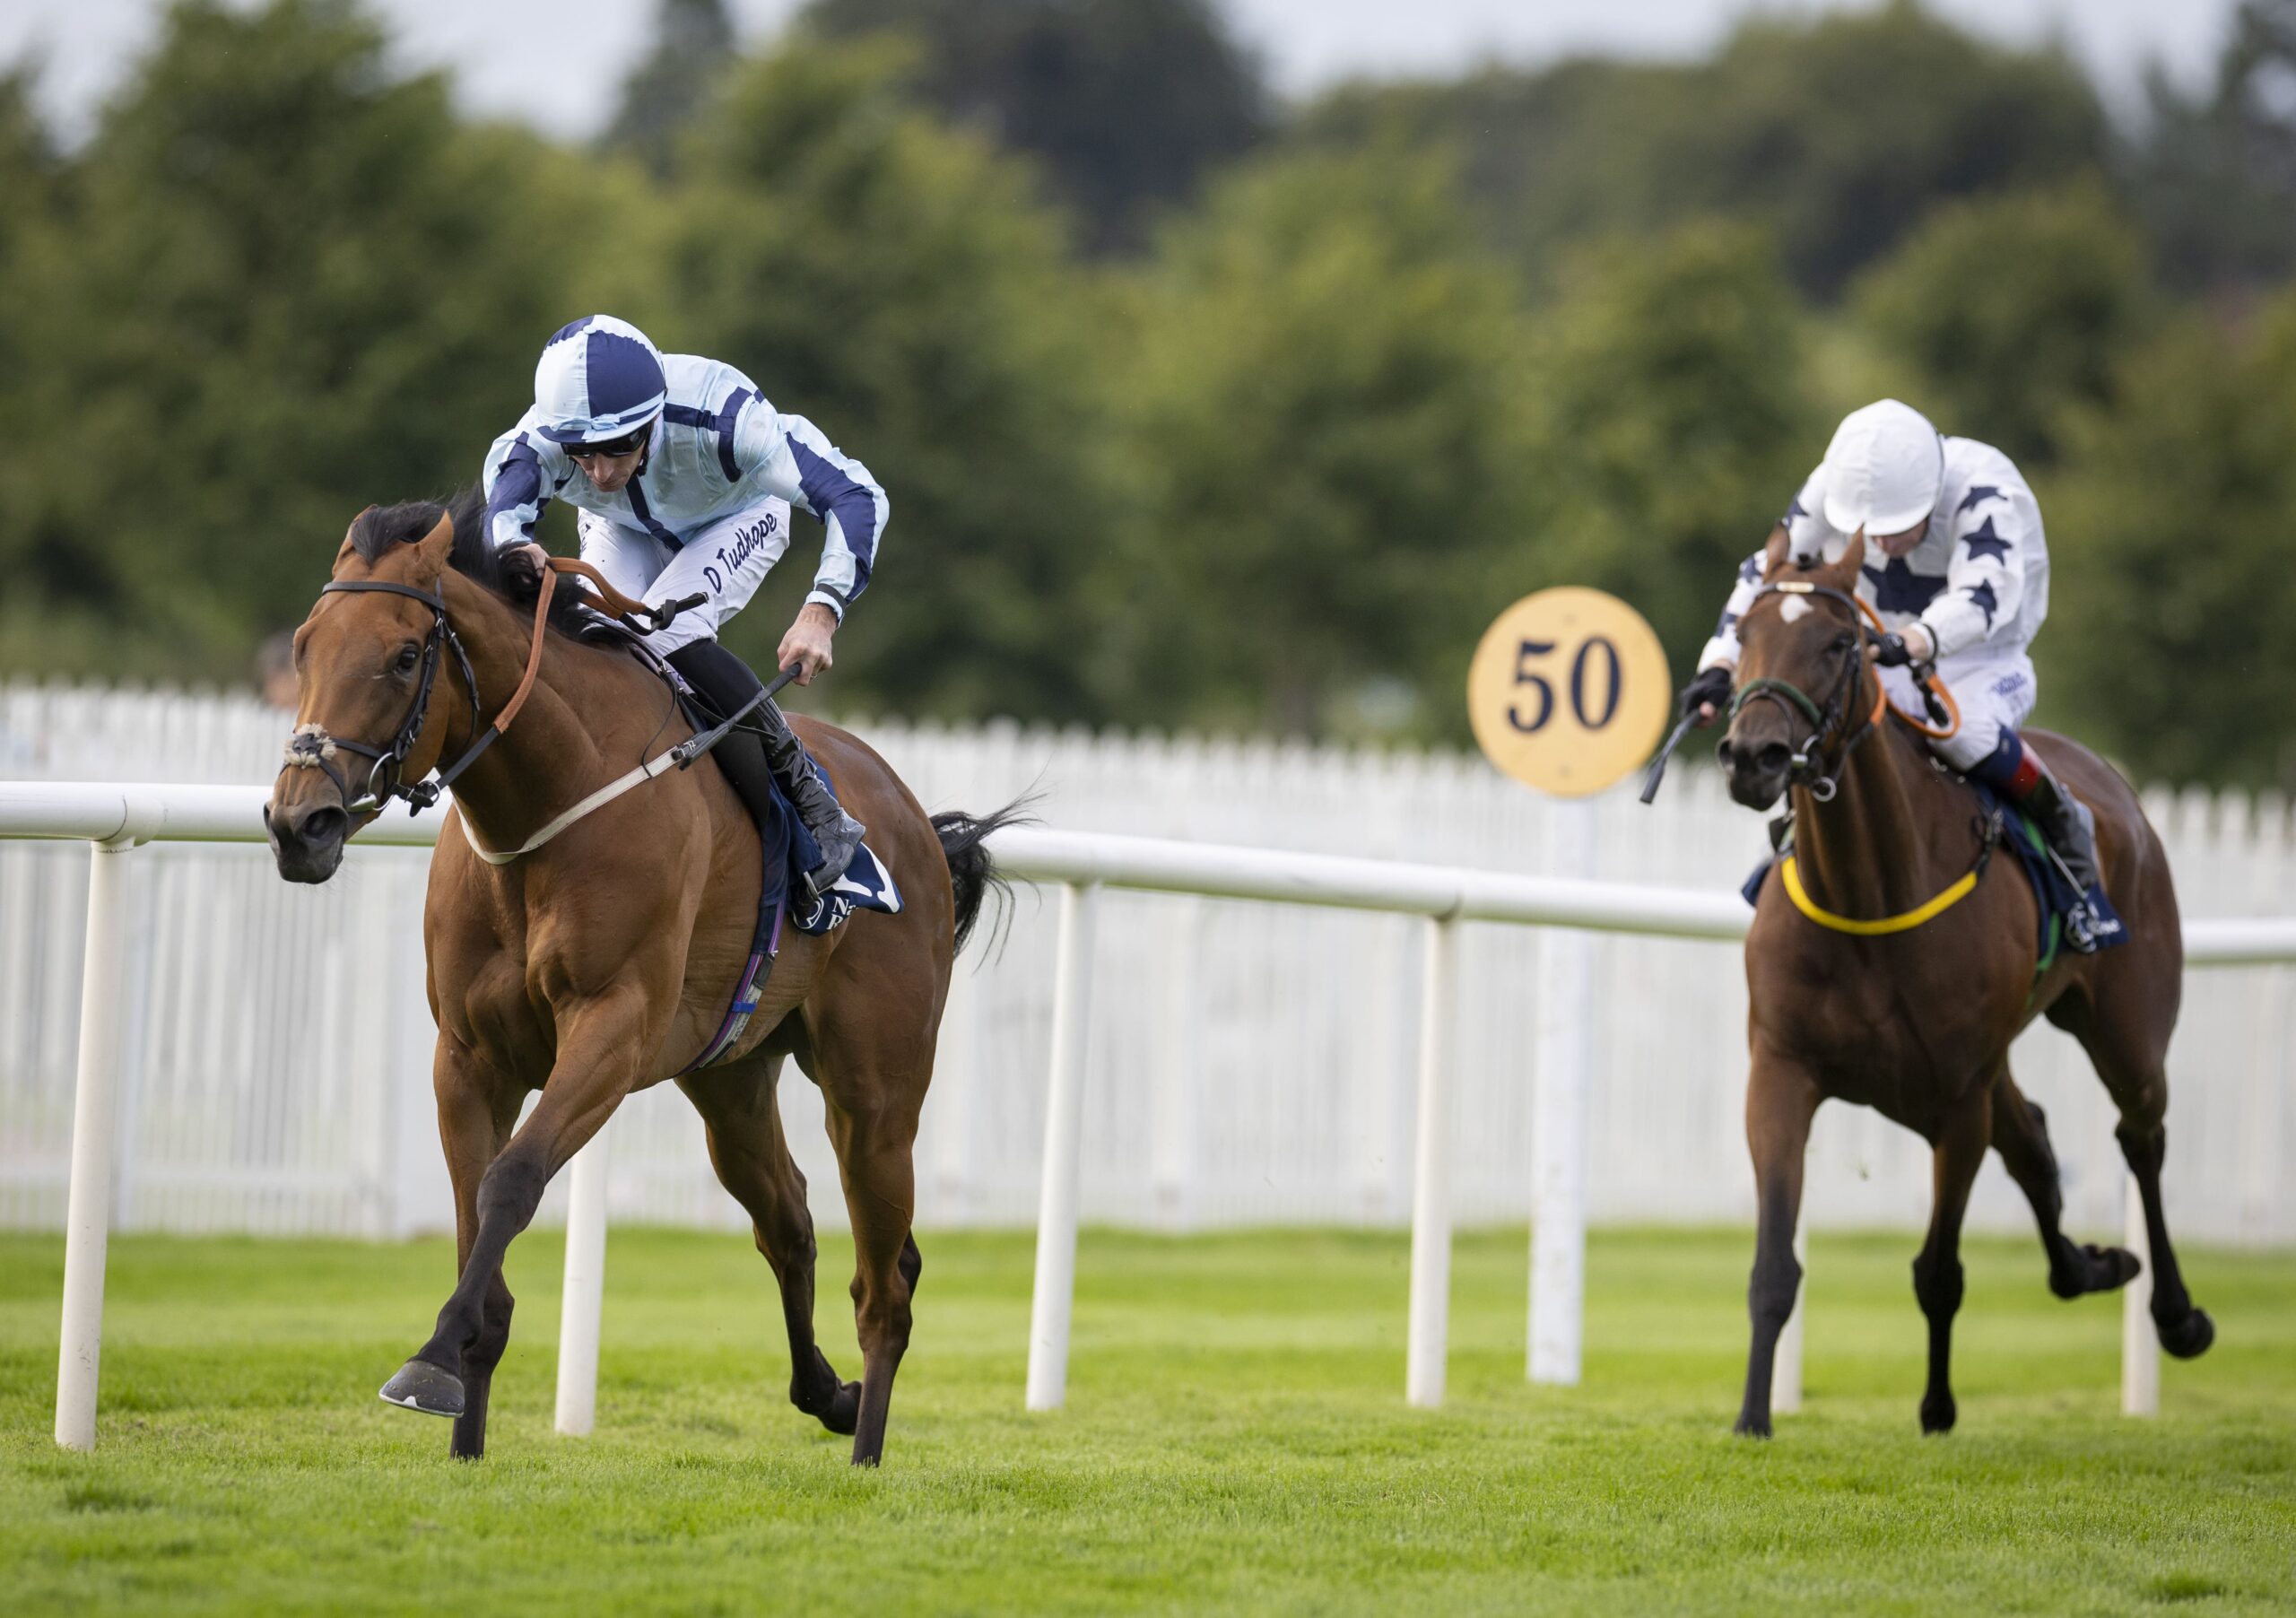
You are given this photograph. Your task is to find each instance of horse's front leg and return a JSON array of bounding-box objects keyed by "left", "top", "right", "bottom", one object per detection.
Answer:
[
  {"left": 1911, "top": 1087, "right": 1991, "bottom": 1434},
  {"left": 381, "top": 988, "right": 657, "bottom": 1436},
  {"left": 422, "top": 1036, "right": 526, "bottom": 1457},
  {"left": 1735, "top": 1050, "right": 1820, "bottom": 1438}
]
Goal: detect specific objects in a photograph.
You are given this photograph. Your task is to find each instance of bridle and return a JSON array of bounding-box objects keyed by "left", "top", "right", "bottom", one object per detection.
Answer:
[
  {"left": 279, "top": 564, "right": 560, "bottom": 817},
  {"left": 1725, "top": 581, "right": 1888, "bottom": 804}
]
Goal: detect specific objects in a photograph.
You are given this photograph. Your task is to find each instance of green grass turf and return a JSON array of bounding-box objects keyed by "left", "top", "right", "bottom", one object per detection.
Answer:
[{"left": 2, "top": 1224, "right": 2292, "bottom": 1615}]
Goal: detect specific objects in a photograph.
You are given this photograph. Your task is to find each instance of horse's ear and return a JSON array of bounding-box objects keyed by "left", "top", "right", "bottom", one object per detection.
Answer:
[
  {"left": 1831, "top": 527, "right": 1867, "bottom": 587},
  {"left": 412, "top": 507, "right": 457, "bottom": 576},
  {"left": 331, "top": 505, "right": 377, "bottom": 574},
  {"left": 1761, "top": 523, "right": 1791, "bottom": 580}
]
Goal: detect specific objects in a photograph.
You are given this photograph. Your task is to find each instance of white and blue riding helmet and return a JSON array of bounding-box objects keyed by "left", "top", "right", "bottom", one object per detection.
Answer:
[{"left": 532, "top": 315, "right": 667, "bottom": 446}]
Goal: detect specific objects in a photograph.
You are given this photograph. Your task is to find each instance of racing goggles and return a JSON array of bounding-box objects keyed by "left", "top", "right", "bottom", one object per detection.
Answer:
[{"left": 567, "top": 428, "right": 648, "bottom": 459}]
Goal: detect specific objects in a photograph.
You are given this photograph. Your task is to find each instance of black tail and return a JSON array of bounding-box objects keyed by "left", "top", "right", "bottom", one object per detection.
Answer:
[{"left": 933, "top": 799, "right": 1034, "bottom": 955}]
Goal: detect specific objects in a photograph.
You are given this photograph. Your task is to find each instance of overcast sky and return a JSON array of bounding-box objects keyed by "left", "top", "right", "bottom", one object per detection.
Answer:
[{"left": 3, "top": 0, "right": 2238, "bottom": 146}]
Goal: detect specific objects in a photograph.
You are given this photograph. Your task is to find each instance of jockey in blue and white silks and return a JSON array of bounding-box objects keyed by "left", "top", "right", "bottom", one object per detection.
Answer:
[
  {"left": 479, "top": 315, "right": 887, "bottom": 897},
  {"left": 1680, "top": 399, "right": 2118, "bottom": 951}
]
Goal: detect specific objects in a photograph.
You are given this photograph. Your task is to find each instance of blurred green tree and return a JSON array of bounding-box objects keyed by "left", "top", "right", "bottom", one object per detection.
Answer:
[
  {"left": 0, "top": 0, "right": 598, "bottom": 678},
  {"left": 605, "top": 0, "right": 737, "bottom": 175},
  {"left": 639, "top": 38, "right": 1120, "bottom": 721},
  {"left": 1851, "top": 181, "right": 2156, "bottom": 466},
  {"left": 2041, "top": 292, "right": 2296, "bottom": 787},
  {"left": 801, "top": 0, "right": 1267, "bottom": 253},
  {"left": 2126, "top": 0, "right": 2296, "bottom": 297},
  {"left": 1110, "top": 143, "right": 1532, "bottom": 738},
  {"left": 1298, "top": 0, "right": 2106, "bottom": 300},
  {"left": 1516, "top": 222, "right": 1822, "bottom": 683}
]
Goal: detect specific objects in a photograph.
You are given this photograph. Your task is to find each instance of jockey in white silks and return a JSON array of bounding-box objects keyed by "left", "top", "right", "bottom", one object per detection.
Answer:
[
  {"left": 1679, "top": 398, "right": 2117, "bottom": 951},
  {"left": 480, "top": 314, "right": 887, "bottom": 899}
]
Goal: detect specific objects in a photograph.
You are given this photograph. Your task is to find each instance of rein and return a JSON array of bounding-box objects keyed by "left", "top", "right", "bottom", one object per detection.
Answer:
[
  {"left": 1730, "top": 578, "right": 1996, "bottom": 935},
  {"left": 281, "top": 566, "right": 558, "bottom": 816},
  {"left": 282, "top": 542, "right": 789, "bottom": 863},
  {"left": 1724, "top": 583, "right": 1888, "bottom": 803}
]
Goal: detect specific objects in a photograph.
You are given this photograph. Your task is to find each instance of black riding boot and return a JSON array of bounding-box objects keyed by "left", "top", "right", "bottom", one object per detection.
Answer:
[
  {"left": 2017, "top": 759, "right": 2113, "bottom": 950},
  {"left": 665, "top": 640, "right": 866, "bottom": 900}
]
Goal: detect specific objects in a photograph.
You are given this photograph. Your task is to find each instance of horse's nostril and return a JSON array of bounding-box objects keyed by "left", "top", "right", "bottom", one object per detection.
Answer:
[
  {"left": 1756, "top": 743, "right": 1791, "bottom": 775},
  {"left": 301, "top": 806, "right": 349, "bottom": 848}
]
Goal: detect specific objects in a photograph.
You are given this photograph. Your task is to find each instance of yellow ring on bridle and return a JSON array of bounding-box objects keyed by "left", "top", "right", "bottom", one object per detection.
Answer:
[{"left": 1779, "top": 855, "right": 1981, "bottom": 936}]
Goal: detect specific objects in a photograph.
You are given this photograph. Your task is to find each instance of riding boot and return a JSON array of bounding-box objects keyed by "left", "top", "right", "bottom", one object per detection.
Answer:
[
  {"left": 2016, "top": 760, "right": 2115, "bottom": 952},
  {"left": 751, "top": 697, "right": 866, "bottom": 901},
  {"left": 663, "top": 639, "right": 865, "bottom": 902},
  {"left": 665, "top": 640, "right": 782, "bottom": 829}
]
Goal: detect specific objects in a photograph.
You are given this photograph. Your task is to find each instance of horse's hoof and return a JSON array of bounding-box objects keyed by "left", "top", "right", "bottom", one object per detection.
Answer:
[
  {"left": 822, "top": 1379, "right": 862, "bottom": 1437},
  {"left": 1920, "top": 1393, "right": 1957, "bottom": 1435},
  {"left": 379, "top": 1359, "right": 465, "bottom": 1418},
  {"left": 793, "top": 1372, "right": 862, "bottom": 1437},
  {"left": 1732, "top": 1414, "right": 1773, "bottom": 1440},
  {"left": 2159, "top": 1307, "right": 2215, "bottom": 1360},
  {"left": 2054, "top": 1243, "right": 2140, "bottom": 1299}
]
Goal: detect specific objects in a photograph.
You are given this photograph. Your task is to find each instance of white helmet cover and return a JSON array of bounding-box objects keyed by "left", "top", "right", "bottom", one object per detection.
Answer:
[
  {"left": 532, "top": 315, "right": 667, "bottom": 444},
  {"left": 1820, "top": 398, "right": 1944, "bottom": 536}
]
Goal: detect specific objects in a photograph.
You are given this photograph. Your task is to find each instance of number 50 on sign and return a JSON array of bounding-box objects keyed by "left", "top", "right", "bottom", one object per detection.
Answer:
[{"left": 1466, "top": 587, "right": 1671, "bottom": 797}]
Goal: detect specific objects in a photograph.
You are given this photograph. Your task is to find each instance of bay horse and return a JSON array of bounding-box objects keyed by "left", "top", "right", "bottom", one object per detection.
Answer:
[
  {"left": 264, "top": 490, "right": 1015, "bottom": 1466},
  {"left": 1713, "top": 528, "right": 2213, "bottom": 1437}
]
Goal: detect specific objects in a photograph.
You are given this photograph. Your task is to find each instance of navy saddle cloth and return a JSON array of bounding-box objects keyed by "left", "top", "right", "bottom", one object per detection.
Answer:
[
  {"left": 674, "top": 744, "right": 902, "bottom": 1076},
  {"left": 1741, "top": 782, "right": 2125, "bottom": 967}
]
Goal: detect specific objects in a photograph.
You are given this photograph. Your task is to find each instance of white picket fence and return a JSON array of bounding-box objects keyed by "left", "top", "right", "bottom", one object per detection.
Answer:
[{"left": 3, "top": 679, "right": 2292, "bottom": 1248}]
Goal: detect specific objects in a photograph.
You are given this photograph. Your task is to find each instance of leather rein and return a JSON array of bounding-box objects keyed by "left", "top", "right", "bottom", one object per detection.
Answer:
[
  {"left": 1728, "top": 580, "right": 1996, "bottom": 936},
  {"left": 1724, "top": 582, "right": 1890, "bottom": 804},
  {"left": 279, "top": 551, "right": 671, "bottom": 819}
]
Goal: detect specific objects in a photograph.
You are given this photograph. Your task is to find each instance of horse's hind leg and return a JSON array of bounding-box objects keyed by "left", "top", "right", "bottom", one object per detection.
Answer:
[
  {"left": 803, "top": 984, "right": 932, "bottom": 1469},
  {"left": 1912, "top": 1089, "right": 1990, "bottom": 1435},
  {"left": 679, "top": 1057, "right": 861, "bottom": 1435},
  {"left": 2047, "top": 992, "right": 2215, "bottom": 1359},
  {"left": 1736, "top": 1053, "right": 1820, "bottom": 1438},
  {"left": 1988, "top": 1068, "right": 2140, "bottom": 1300}
]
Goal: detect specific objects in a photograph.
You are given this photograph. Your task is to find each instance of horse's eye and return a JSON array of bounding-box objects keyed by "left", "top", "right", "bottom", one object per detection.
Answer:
[{"left": 394, "top": 643, "right": 421, "bottom": 674}]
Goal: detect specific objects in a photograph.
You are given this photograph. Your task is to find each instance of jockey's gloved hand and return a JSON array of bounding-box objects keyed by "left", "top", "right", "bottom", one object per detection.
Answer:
[
  {"left": 1681, "top": 665, "right": 1734, "bottom": 726},
  {"left": 500, "top": 542, "right": 549, "bottom": 596},
  {"left": 1874, "top": 624, "right": 1935, "bottom": 668}
]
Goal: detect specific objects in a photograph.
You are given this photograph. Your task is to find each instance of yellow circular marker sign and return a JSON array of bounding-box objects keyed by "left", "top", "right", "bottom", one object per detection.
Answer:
[{"left": 1467, "top": 587, "right": 1672, "bottom": 797}]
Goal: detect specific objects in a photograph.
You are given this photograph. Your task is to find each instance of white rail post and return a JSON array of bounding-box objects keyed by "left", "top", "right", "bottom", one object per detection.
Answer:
[
  {"left": 554, "top": 1123, "right": 612, "bottom": 1437},
  {"left": 2122, "top": 1169, "right": 2159, "bottom": 1417},
  {"left": 1528, "top": 800, "right": 1596, "bottom": 1385},
  {"left": 55, "top": 836, "right": 137, "bottom": 1450},
  {"left": 1026, "top": 882, "right": 1098, "bottom": 1411},
  {"left": 1405, "top": 915, "right": 1459, "bottom": 1408},
  {"left": 1773, "top": 1222, "right": 1807, "bottom": 1414}
]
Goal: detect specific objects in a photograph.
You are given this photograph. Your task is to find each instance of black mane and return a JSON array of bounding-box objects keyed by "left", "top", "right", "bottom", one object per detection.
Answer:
[{"left": 347, "top": 488, "right": 596, "bottom": 639}]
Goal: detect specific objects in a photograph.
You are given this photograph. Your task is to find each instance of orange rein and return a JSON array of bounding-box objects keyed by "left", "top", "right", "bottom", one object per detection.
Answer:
[
  {"left": 545, "top": 555, "right": 654, "bottom": 622},
  {"left": 1849, "top": 593, "right": 1961, "bottom": 742},
  {"left": 490, "top": 562, "right": 557, "bottom": 735},
  {"left": 491, "top": 555, "right": 666, "bottom": 735}
]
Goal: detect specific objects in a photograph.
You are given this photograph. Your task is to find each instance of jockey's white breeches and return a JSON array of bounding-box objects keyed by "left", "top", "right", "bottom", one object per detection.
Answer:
[
  {"left": 1882, "top": 651, "right": 2036, "bottom": 772},
  {"left": 576, "top": 496, "right": 794, "bottom": 656}
]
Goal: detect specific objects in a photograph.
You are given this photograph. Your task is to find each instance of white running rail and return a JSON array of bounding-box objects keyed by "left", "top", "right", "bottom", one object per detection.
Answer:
[{"left": 12, "top": 778, "right": 2293, "bottom": 1450}]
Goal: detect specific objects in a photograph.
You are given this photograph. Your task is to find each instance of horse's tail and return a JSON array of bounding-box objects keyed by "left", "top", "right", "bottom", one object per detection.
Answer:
[{"left": 932, "top": 798, "right": 1035, "bottom": 955}]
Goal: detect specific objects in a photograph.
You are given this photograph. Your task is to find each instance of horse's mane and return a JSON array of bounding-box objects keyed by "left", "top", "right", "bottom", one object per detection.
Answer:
[{"left": 347, "top": 489, "right": 595, "bottom": 639}]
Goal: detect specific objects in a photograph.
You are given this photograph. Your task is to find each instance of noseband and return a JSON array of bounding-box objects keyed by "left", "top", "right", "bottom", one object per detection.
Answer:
[
  {"left": 279, "top": 569, "right": 558, "bottom": 816},
  {"left": 1725, "top": 582, "right": 1887, "bottom": 803}
]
